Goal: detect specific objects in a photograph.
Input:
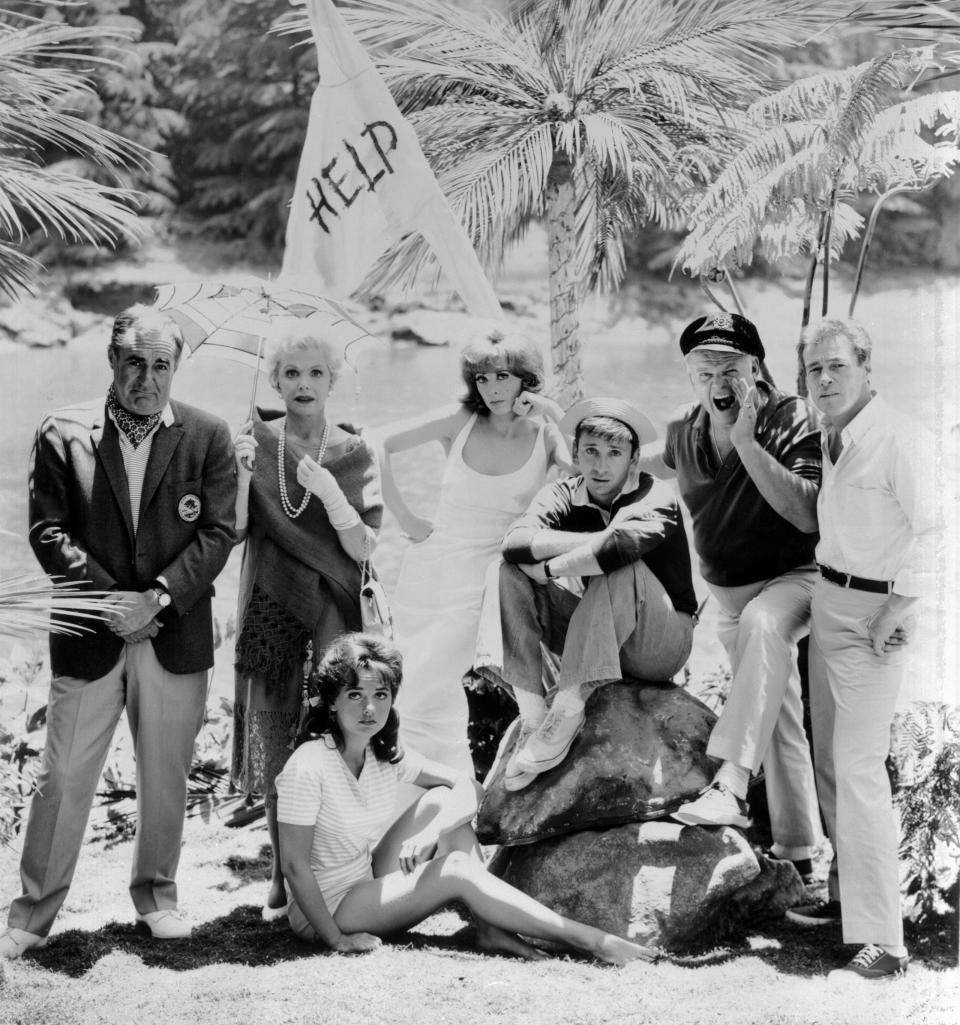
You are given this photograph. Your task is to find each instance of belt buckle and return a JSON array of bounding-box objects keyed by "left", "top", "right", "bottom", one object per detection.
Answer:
[{"left": 841, "top": 572, "right": 852, "bottom": 588}]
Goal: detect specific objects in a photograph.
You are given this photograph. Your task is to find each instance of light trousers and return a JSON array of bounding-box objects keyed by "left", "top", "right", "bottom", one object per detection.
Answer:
[
  {"left": 495, "top": 560, "right": 693, "bottom": 699},
  {"left": 808, "top": 578, "right": 905, "bottom": 947},
  {"left": 7, "top": 641, "right": 207, "bottom": 936},
  {"left": 707, "top": 563, "right": 823, "bottom": 860}
]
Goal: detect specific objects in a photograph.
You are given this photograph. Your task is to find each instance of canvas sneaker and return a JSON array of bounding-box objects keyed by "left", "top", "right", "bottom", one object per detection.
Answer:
[
  {"left": 827, "top": 944, "right": 909, "bottom": 982},
  {"left": 672, "top": 781, "right": 752, "bottom": 829},
  {"left": 503, "top": 722, "right": 541, "bottom": 792},
  {"left": 0, "top": 927, "right": 48, "bottom": 960},
  {"left": 785, "top": 899, "right": 842, "bottom": 927},
  {"left": 514, "top": 703, "right": 586, "bottom": 776}
]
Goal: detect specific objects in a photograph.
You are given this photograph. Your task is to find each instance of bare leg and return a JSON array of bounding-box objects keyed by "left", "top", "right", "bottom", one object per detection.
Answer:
[
  {"left": 264, "top": 793, "right": 286, "bottom": 910},
  {"left": 341, "top": 787, "right": 654, "bottom": 965},
  {"left": 373, "top": 787, "right": 544, "bottom": 960}
]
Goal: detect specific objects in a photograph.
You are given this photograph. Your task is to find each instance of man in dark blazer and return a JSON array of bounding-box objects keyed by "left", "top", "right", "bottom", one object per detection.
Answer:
[{"left": 1, "top": 305, "right": 237, "bottom": 957}]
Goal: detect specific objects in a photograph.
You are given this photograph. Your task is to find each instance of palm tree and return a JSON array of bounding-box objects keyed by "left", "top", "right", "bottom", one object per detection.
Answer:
[
  {"left": 282, "top": 0, "right": 850, "bottom": 404},
  {"left": 676, "top": 45, "right": 960, "bottom": 347},
  {"left": 0, "top": 7, "right": 147, "bottom": 299}
]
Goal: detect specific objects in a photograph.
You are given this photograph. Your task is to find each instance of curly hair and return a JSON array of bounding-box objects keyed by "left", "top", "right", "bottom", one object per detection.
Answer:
[
  {"left": 294, "top": 633, "right": 404, "bottom": 763},
  {"left": 459, "top": 324, "right": 545, "bottom": 415},
  {"left": 266, "top": 325, "right": 344, "bottom": 391}
]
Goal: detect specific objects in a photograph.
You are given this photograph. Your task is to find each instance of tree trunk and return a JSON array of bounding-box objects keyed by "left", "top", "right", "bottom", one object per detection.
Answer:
[{"left": 546, "top": 150, "right": 583, "bottom": 407}]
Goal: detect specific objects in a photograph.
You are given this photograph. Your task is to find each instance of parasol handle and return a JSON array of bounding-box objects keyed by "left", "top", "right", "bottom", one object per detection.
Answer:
[{"left": 241, "top": 334, "right": 267, "bottom": 471}]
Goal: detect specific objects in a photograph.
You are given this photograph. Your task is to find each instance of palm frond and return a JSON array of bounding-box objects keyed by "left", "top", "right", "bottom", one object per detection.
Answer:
[
  {"left": 0, "top": 575, "right": 112, "bottom": 639},
  {"left": 0, "top": 242, "right": 40, "bottom": 300},
  {"left": 0, "top": 158, "right": 143, "bottom": 247},
  {"left": 843, "top": 0, "right": 960, "bottom": 40}
]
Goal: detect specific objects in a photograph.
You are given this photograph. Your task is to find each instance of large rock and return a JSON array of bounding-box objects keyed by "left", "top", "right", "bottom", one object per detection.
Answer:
[
  {"left": 495, "top": 820, "right": 803, "bottom": 950},
  {"left": 477, "top": 680, "right": 717, "bottom": 845}
]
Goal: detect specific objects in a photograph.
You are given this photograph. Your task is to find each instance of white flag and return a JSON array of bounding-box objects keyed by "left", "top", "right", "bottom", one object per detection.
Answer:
[{"left": 281, "top": 0, "right": 502, "bottom": 319}]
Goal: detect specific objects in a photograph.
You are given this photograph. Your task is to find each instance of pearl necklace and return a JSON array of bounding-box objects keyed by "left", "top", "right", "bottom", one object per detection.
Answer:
[{"left": 278, "top": 419, "right": 329, "bottom": 519}]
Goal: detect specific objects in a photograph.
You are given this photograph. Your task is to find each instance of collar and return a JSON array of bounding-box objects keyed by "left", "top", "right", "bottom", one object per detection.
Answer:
[
  {"left": 837, "top": 391, "right": 881, "bottom": 449},
  {"left": 570, "top": 464, "right": 643, "bottom": 511}
]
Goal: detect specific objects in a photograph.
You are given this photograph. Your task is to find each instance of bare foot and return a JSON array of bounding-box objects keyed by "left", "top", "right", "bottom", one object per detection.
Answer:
[
  {"left": 475, "top": 922, "right": 550, "bottom": 961},
  {"left": 596, "top": 933, "right": 658, "bottom": 966},
  {"left": 265, "top": 880, "right": 287, "bottom": 911}
]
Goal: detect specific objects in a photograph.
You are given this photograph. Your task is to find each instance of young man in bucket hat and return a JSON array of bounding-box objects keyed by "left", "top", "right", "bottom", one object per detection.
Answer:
[
  {"left": 641, "top": 312, "right": 824, "bottom": 883},
  {"left": 473, "top": 397, "right": 698, "bottom": 789}
]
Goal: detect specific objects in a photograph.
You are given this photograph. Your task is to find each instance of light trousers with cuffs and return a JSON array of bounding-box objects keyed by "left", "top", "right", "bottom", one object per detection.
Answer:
[
  {"left": 491, "top": 560, "right": 693, "bottom": 701},
  {"left": 706, "top": 563, "right": 823, "bottom": 861},
  {"left": 808, "top": 578, "right": 906, "bottom": 948},
  {"left": 7, "top": 641, "right": 207, "bottom": 937}
]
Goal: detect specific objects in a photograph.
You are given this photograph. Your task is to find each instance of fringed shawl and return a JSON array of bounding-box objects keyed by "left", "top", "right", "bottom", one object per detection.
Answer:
[{"left": 235, "top": 416, "right": 382, "bottom": 678}]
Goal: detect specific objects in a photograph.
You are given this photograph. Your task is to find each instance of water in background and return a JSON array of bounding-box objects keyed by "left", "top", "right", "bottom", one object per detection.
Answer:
[{"left": 2, "top": 272, "right": 957, "bottom": 704}]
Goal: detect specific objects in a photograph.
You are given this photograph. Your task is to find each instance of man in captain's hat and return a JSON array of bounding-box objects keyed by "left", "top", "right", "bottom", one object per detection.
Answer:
[
  {"left": 474, "top": 397, "right": 698, "bottom": 790},
  {"left": 1, "top": 304, "right": 237, "bottom": 958},
  {"left": 642, "top": 311, "right": 824, "bottom": 882}
]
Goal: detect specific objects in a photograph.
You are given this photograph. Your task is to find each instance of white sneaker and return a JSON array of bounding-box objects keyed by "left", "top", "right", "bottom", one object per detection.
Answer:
[
  {"left": 514, "top": 703, "right": 586, "bottom": 776},
  {"left": 672, "top": 781, "right": 753, "bottom": 829},
  {"left": 0, "top": 927, "right": 48, "bottom": 960},
  {"left": 503, "top": 721, "right": 540, "bottom": 792},
  {"left": 135, "top": 909, "right": 193, "bottom": 939}
]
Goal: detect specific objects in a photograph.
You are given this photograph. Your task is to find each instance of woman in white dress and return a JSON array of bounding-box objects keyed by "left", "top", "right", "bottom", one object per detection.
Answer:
[{"left": 381, "top": 327, "right": 569, "bottom": 777}]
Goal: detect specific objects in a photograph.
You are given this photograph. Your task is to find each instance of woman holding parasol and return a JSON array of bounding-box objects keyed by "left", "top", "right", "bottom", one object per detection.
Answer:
[{"left": 231, "top": 321, "right": 382, "bottom": 919}]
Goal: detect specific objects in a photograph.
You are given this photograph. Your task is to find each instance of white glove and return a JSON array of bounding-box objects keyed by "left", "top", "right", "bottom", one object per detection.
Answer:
[{"left": 297, "top": 455, "right": 361, "bottom": 530}]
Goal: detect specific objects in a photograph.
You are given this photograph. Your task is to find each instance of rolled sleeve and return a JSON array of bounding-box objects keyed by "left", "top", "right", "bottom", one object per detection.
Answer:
[
  {"left": 502, "top": 480, "right": 574, "bottom": 563},
  {"left": 592, "top": 481, "right": 679, "bottom": 573}
]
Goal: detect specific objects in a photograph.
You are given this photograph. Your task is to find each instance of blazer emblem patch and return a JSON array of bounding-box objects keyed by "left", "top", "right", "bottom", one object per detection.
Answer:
[{"left": 178, "top": 493, "right": 201, "bottom": 522}]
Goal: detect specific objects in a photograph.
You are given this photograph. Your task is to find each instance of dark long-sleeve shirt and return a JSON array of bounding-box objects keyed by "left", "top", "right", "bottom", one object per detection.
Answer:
[{"left": 502, "top": 473, "right": 698, "bottom": 616}]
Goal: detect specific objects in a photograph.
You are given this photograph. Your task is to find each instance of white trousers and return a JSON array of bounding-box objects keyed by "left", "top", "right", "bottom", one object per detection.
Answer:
[
  {"left": 809, "top": 578, "right": 905, "bottom": 947},
  {"left": 707, "top": 563, "right": 823, "bottom": 859}
]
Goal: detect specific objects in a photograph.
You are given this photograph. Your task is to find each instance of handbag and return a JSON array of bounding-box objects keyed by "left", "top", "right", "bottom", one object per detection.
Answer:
[{"left": 359, "top": 537, "right": 395, "bottom": 640}]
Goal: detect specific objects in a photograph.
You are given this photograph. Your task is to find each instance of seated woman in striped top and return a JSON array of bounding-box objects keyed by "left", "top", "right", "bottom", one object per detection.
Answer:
[{"left": 275, "top": 632, "right": 654, "bottom": 964}]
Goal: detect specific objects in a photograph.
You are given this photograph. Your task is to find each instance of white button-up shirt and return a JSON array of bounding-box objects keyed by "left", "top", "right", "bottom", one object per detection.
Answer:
[{"left": 815, "top": 393, "right": 941, "bottom": 597}]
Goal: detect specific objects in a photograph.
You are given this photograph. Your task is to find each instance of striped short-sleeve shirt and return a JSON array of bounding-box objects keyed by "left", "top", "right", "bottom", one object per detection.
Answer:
[{"left": 276, "top": 735, "right": 425, "bottom": 905}]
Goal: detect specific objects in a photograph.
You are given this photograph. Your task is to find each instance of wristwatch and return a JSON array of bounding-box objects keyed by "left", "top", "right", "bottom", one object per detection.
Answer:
[{"left": 151, "top": 585, "right": 172, "bottom": 610}]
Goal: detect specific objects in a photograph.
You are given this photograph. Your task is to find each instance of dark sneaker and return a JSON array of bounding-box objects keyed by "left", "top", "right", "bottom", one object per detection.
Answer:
[
  {"left": 672, "top": 781, "right": 752, "bottom": 829},
  {"left": 828, "top": 944, "right": 908, "bottom": 982},
  {"left": 786, "top": 899, "right": 842, "bottom": 926}
]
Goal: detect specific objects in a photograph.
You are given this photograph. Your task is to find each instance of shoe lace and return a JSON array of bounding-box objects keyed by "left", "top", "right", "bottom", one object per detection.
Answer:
[
  {"left": 850, "top": 944, "right": 886, "bottom": 967},
  {"left": 539, "top": 706, "right": 578, "bottom": 741}
]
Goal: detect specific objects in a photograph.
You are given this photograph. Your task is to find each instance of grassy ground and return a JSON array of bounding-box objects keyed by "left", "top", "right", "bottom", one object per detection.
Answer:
[{"left": 0, "top": 813, "right": 956, "bottom": 1025}]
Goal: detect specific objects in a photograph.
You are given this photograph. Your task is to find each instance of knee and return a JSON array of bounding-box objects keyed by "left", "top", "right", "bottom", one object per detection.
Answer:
[
  {"left": 438, "top": 849, "right": 478, "bottom": 882},
  {"left": 738, "top": 603, "right": 797, "bottom": 657}
]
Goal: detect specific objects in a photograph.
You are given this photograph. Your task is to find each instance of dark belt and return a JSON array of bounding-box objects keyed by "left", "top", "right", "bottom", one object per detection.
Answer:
[{"left": 818, "top": 563, "right": 893, "bottom": 594}]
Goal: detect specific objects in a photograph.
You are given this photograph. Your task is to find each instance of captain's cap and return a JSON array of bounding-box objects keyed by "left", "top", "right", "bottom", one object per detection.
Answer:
[{"left": 679, "top": 312, "right": 764, "bottom": 360}]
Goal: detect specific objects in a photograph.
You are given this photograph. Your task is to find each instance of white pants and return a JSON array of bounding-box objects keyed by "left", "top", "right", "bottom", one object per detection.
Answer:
[
  {"left": 708, "top": 563, "right": 822, "bottom": 860},
  {"left": 809, "top": 578, "right": 905, "bottom": 947}
]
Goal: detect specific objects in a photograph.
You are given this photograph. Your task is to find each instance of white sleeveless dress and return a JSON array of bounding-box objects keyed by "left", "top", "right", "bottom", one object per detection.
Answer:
[{"left": 394, "top": 413, "right": 549, "bottom": 774}]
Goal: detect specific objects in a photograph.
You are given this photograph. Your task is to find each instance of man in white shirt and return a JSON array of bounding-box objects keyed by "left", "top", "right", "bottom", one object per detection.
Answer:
[{"left": 789, "top": 318, "right": 939, "bottom": 982}]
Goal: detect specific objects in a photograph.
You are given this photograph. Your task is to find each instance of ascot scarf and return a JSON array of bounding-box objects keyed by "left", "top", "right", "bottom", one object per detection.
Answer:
[{"left": 106, "top": 383, "right": 163, "bottom": 447}]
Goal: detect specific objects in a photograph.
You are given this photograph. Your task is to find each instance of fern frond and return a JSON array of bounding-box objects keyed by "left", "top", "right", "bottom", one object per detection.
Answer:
[{"left": 0, "top": 575, "right": 112, "bottom": 639}]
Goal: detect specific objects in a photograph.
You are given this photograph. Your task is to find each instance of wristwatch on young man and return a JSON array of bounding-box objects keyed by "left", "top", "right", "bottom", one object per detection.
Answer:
[{"left": 150, "top": 583, "right": 172, "bottom": 610}]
